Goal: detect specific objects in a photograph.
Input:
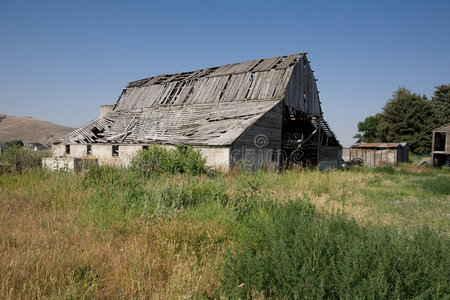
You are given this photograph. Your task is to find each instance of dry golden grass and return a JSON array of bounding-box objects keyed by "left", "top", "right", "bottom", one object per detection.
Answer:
[
  {"left": 0, "top": 172, "right": 228, "bottom": 299},
  {"left": 0, "top": 166, "right": 448, "bottom": 298}
]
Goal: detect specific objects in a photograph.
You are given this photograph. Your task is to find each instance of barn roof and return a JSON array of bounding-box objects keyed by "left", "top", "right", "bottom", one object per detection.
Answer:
[
  {"left": 55, "top": 100, "right": 281, "bottom": 146},
  {"left": 114, "top": 53, "right": 305, "bottom": 111},
  {"left": 55, "top": 52, "right": 338, "bottom": 146}
]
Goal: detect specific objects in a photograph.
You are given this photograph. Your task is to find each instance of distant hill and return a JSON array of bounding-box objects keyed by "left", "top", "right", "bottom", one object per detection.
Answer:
[{"left": 0, "top": 114, "right": 74, "bottom": 145}]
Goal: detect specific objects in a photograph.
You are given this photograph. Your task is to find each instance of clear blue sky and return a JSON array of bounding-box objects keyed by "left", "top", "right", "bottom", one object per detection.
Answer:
[{"left": 1, "top": 0, "right": 449, "bottom": 146}]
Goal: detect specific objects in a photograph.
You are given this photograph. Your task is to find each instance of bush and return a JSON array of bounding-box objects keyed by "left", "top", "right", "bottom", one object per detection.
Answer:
[
  {"left": 0, "top": 144, "right": 50, "bottom": 172},
  {"left": 219, "top": 200, "right": 450, "bottom": 299},
  {"left": 130, "top": 144, "right": 206, "bottom": 175}
]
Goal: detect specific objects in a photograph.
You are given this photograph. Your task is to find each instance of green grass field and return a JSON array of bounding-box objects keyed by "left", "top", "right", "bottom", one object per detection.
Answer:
[{"left": 0, "top": 165, "right": 449, "bottom": 298}]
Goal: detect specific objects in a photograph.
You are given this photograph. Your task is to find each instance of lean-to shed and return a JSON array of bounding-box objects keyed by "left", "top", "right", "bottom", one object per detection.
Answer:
[{"left": 45, "top": 53, "right": 341, "bottom": 171}]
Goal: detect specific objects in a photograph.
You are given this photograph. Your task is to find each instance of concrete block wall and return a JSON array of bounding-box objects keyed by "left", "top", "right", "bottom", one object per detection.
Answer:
[
  {"left": 194, "top": 147, "right": 230, "bottom": 171},
  {"left": 52, "top": 144, "right": 66, "bottom": 157},
  {"left": 70, "top": 145, "right": 88, "bottom": 158},
  {"left": 43, "top": 157, "right": 75, "bottom": 170},
  {"left": 119, "top": 145, "right": 145, "bottom": 167},
  {"left": 43, "top": 157, "right": 98, "bottom": 172},
  {"left": 91, "top": 145, "right": 120, "bottom": 166},
  {"left": 49, "top": 144, "right": 237, "bottom": 171}
]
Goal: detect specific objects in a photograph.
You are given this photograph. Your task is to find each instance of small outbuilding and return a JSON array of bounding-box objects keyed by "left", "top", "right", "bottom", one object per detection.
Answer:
[
  {"left": 432, "top": 123, "right": 450, "bottom": 167},
  {"left": 342, "top": 143, "right": 409, "bottom": 167}
]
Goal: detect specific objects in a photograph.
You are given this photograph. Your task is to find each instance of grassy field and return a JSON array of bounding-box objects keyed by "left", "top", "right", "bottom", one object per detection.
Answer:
[{"left": 0, "top": 164, "right": 449, "bottom": 298}]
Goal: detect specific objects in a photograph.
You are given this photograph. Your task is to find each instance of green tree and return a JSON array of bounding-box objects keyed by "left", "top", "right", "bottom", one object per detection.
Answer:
[
  {"left": 431, "top": 84, "right": 450, "bottom": 125},
  {"left": 377, "top": 87, "right": 438, "bottom": 155},
  {"left": 353, "top": 115, "right": 379, "bottom": 142}
]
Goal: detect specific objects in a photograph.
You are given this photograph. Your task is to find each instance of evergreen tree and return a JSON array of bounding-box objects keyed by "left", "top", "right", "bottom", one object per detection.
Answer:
[
  {"left": 431, "top": 84, "right": 450, "bottom": 125},
  {"left": 353, "top": 115, "right": 379, "bottom": 142},
  {"left": 376, "top": 87, "right": 438, "bottom": 155}
]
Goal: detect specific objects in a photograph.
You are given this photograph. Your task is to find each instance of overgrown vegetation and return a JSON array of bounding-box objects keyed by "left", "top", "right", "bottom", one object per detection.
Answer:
[
  {"left": 0, "top": 143, "right": 50, "bottom": 172},
  {"left": 130, "top": 144, "right": 207, "bottom": 175},
  {"left": 0, "top": 164, "right": 449, "bottom": 298}
]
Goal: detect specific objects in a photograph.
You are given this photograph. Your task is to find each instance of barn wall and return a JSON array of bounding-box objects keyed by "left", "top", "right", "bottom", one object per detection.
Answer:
[
  {"left": 230, "top": 147, "right": 278, "bottom": 169},
  {"left": 233, "top": 101, "right": 282, "bottom": 149},
  {"left": 284, "top": 57, "right": 321, "bottom": 116},
  {"left": 319, "top": 147, "right": 342, "bottom": 170}
]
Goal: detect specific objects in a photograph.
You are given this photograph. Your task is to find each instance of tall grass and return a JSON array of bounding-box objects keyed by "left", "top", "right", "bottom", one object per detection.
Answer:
[
  {"left": 0, "top": 144, "right": 50, "bottom": 172},
  {"left": 0, "top": 165, "right": 448, "bottom": 298},
  {"left": 219, "top": 200, "right": 449, "bottom": 299}
]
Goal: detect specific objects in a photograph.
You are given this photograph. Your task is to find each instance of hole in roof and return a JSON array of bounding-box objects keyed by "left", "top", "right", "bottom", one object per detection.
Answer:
[{"left": 219, "top": 75, "right": 233, "bottom": 101}]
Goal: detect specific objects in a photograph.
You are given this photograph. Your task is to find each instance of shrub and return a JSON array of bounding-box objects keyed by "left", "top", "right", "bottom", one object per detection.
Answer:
[
  {"left": 0, "top": 144, "right": 50, "bottom": 172},
  {"left": 130, "top": 144, "right": 206, "bottom": 175},
  {"left": 219, "top": 200, "right": 450, "bottom": 299}
]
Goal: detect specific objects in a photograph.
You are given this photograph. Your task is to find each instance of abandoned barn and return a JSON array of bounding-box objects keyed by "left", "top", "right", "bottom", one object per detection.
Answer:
[
  {"left": 44, "top": 53, "right": 341, "bottom": 171},
  {"left": 432, "top": 123, "right": 450, "bottom": 167},
  {"left": 342, "top": 143, "right": 409, "bottom": 167}
]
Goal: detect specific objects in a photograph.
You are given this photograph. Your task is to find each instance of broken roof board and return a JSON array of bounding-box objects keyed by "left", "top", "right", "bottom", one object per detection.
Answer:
[{"left": 56, "top": 100, "right": 282, "bottom": 146}]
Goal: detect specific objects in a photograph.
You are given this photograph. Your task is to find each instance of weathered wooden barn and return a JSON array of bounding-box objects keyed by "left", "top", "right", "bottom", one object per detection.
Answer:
[
  {"left": 432, "top": 123, "right": 450, "bottom": 167},
  {"left": 44, "top": 53, "right": 341, "bottom": 171},
  {"left": 342, "top": 143, "right": 409, "bottom": 167}
]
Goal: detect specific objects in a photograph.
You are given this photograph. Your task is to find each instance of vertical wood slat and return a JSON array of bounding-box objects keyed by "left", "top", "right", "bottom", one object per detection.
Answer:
[
  {"left": 223, "top": 73, "right": 247, "bottom": 102},
  {"left": 174, "top": 80, "right": 193, "bottom": 105},
  {"left": 248, "top": 72, "right": 267, "bottom": 100},
  {"left": 188, "top": 78, "right": 209, "bottom": 104},
  {"left": 235, "top": 72, "right": 253, "bottom": 100}
]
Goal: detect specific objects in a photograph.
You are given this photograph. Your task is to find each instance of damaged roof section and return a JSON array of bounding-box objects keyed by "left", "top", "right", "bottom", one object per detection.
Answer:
[
  {"left": 114, "top": 53, "right": 305, "bottom": 111},
  {"left": 311, "top": 118, "right": 341, "bottom": 146},
  {"left": 54, "top": 100, "right": 281, "bottom": 146},
  {"left": 55, "top": 52, "right": 340, "bottom": 149}
]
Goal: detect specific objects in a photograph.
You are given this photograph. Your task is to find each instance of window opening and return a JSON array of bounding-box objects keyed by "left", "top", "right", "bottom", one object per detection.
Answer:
[{"left": 112, "top": 145, "right": 119, "bottom": 156}]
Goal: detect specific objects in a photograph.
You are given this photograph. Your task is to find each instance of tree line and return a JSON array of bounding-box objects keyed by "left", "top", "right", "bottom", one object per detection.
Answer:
[{"left": 354, "top": 84, "right": 449, "bottom": 155}]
